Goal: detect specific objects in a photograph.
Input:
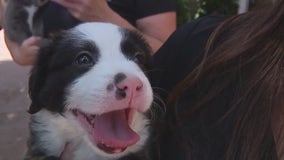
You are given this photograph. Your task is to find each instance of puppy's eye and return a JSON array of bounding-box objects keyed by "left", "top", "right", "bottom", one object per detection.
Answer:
[
  {"left": 133, "top": 52, "right": 145, "bottom": 63},
  {"left": 75, "top": 52, "right": 94, "bottom": 66}
]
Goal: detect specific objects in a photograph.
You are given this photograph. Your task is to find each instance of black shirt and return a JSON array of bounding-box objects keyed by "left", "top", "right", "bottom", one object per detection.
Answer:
[
  {"left": 109, "top": 0, "right": 176, "bottom": 25},
  {"left": 40, "top": 0, "right": 176, "bottom": 34},
  {"left": 150, "top": 15, "right": 229, "bottom": 160},
  {"left": 152, "top": 14, "right": 226, "bottom": 100}
]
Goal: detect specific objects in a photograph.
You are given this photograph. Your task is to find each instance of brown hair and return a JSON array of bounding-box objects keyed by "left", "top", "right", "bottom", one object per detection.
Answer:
[{"left": 168, "top": 0, "right": 284, "bottom": 159}]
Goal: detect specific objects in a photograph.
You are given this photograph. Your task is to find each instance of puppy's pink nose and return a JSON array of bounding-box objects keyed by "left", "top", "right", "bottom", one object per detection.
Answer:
[
  {"left": 114, "top": 73, "right": 143, "bottom": 100},
  {"left": 116, "top": 76, "right": 143, "bottom": 91}
]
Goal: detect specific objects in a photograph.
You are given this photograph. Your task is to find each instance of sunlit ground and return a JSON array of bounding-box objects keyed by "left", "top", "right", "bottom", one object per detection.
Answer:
[
  {"left": 0, "top": 30, "right": 11, "bottom": 61},
  {"left": 0, "top": 30, "right": 31, "bottom": 160}
]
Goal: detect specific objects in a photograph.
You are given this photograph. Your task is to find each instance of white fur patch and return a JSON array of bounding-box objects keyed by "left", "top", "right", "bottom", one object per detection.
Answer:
[{"left": 24, "top": 5, "right": 38, "bottom": 33}]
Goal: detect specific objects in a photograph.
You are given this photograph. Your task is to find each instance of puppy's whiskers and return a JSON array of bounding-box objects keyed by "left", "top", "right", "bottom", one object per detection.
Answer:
[{"left": 148, "top": 93, "right": 166, "bottom": 121}]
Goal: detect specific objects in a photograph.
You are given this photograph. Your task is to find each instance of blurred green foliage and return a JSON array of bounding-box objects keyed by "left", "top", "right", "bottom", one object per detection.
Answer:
[{"left": 176, "top": 0, "right": 238, "bottom": 25}]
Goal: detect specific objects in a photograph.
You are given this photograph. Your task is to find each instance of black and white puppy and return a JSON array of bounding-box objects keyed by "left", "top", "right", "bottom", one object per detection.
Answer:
[
  {"left": 26, "top": 22, "right": 153, "bottom": 160},
  {"left": 4, "top": 0, "right": 79, "bottom": 45},
  {"left": 4, "top": 0, "right": 49, "bottom": 44}
]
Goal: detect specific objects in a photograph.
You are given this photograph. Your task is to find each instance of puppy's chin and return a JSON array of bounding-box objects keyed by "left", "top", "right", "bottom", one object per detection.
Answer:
[{"left": 71, "top": 108, "right": 142, "bottom": 155}]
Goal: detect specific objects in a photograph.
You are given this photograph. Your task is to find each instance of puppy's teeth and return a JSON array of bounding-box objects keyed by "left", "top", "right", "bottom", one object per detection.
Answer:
[
  {"left": 91, "top": 119, "right": 95, "bottom": 124},
  {"left": 106, "top": 144, "right": 113, "bottom": 148},
  {"left": 114, "top": 149, "right": 122, "bottom": 153}
]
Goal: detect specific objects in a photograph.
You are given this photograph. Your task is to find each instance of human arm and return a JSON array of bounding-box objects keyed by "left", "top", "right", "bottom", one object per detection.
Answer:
[
  {"left": 4, "top": 36, "right": 41, "bottom": 65},
  {"left": 0, "top": 0, "right": 6, "bottom": 30},
  {"left": 51, "top": 0, "right": 176, "bottom": 53}
]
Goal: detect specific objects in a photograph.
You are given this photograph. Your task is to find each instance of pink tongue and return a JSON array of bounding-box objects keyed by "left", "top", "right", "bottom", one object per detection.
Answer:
[{"left": 93, "top": 110, "right": 140, "bottom": 148}]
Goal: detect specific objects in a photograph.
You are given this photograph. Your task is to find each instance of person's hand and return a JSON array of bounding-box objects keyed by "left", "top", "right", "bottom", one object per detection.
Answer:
[
  {"left": 51, "top": 0, "right": 113, "bottom": 22},
  {"left": 5, "top": 36, "right": 41, "bottom": 65}
]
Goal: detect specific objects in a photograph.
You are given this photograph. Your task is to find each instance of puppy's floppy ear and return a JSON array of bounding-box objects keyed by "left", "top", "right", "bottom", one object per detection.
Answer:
[{"left": 28, "top": 39, "right": 54, "bottom": 114}]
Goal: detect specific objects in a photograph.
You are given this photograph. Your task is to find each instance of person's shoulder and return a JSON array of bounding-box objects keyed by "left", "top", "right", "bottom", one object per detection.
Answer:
[
  {"left": 178, "top": 14, "right": 226, "bottom": 37},
  {"left": 152, "top": 15, "right": 226, "bottom": 98},
  {"left": 157, "top": 14, "right": 226, "bottom": 58},
  {"left": 108, "top": 0, "right": 176, "bottom": 23}
]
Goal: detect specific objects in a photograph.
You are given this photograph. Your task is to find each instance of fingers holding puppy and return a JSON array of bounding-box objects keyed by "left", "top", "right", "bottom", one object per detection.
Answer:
[{"left": 5, "top": 36, "right": 41, "bottom": 65}]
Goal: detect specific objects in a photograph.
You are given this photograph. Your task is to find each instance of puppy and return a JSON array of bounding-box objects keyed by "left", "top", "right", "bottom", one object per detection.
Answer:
[
  {"left": 4, "top": 0, "right": 79, "bottom": 45},
  {"left": 4, "top": 0, "right": 49, "bottom": 44},
  {"left": 25, "top": 22, "right": 153, "bottom": 160}
]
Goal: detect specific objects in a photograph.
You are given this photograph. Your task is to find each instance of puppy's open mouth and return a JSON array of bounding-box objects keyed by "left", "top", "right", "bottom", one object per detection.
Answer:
[{"left": 72, "top": 109, "right": 140, "bottom": 154}]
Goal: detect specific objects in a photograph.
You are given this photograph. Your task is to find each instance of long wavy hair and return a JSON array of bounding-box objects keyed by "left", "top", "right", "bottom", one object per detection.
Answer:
[{"left": 167, "top": 0, "right": 284, "bottom": 159}]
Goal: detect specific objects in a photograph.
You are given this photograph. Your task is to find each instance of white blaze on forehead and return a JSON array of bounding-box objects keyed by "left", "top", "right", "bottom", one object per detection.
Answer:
[
  {"left": 24, "top": 5, "right": 38, "bottom": 32},
  {"left": 73, "top": 22, "right": 123, "bottom": 55}
]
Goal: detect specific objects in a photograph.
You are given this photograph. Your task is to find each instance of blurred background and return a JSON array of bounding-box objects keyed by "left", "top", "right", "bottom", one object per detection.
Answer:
[
  {"left": 0, "top": 0, "right": 276, "bottom": 159},
  {"left": 0, "top": 30, "right": 30, "bottom": 160},
  {"left": 176, "top": 0, "right": 274, "bottom": 25}
]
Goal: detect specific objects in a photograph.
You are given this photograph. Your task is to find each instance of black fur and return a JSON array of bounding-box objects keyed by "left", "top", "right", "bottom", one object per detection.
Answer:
[
  {"left": 120, "top": 29, "right": 153, "bottom": 71},
  {"left": 29, "top": 31, "right": 100, "bottom": 114},
  {"left": 4, "top": 0, "right": 80, "bottom": 45}
]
